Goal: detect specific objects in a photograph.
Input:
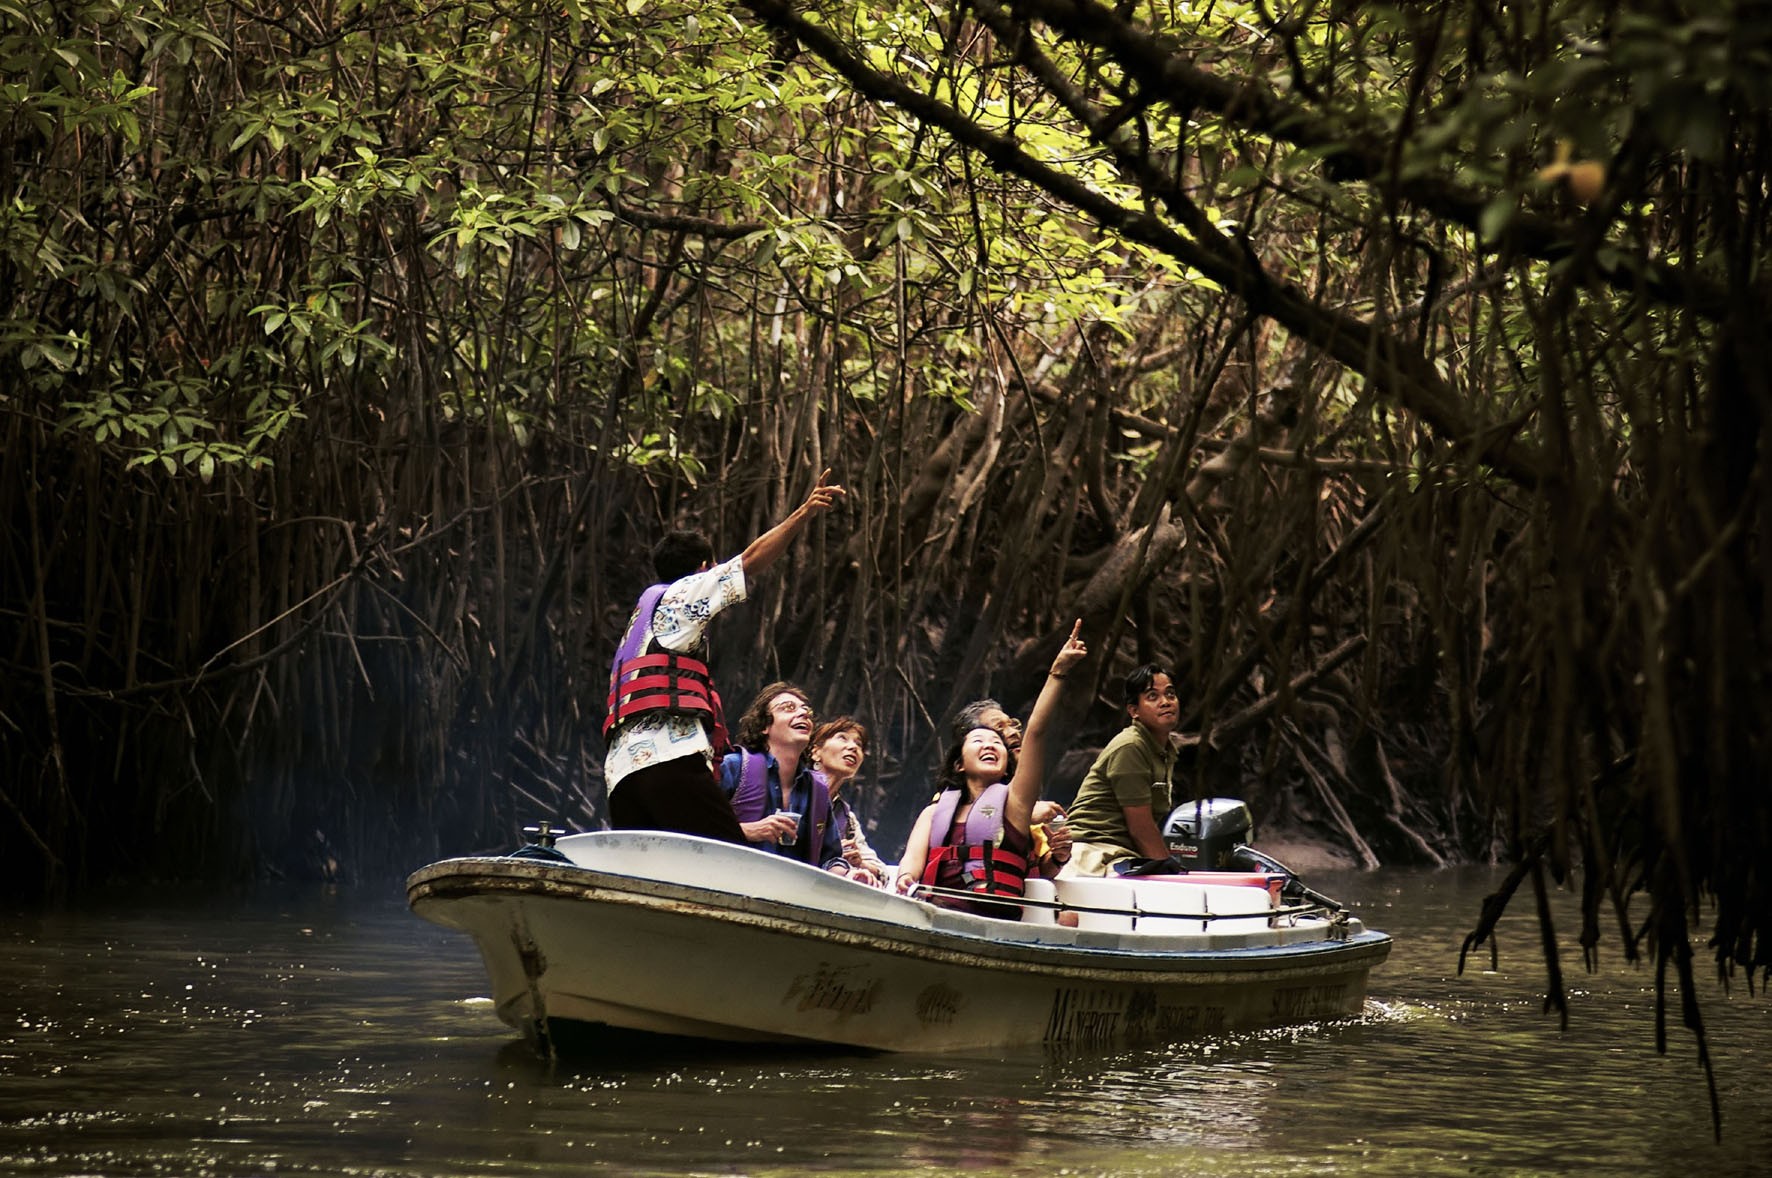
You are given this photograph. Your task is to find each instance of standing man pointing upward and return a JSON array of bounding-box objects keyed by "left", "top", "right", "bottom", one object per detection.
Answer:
[{"left": 602, "top": 470, "right": 847, "bottom": 841}]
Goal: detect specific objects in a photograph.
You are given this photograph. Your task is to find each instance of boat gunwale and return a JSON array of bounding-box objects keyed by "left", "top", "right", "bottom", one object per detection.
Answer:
[{"left": 407, "top": 855, "right": 1392, "bottom": 985}]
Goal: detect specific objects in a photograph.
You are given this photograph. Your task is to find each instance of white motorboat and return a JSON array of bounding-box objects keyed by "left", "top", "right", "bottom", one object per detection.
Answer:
[{"left": 407, "top": 824, "right": 1391, "bottom": 1053}]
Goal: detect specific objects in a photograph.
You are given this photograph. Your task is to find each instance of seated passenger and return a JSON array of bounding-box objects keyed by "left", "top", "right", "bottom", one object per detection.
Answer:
[
  {"left": 895, "top": 623, "right": 1089, "bottom": 915},
  {"left": 1058, "top": 664, "right": 1182, "bottom": 878},
  {"left": 954, "top": 707, "right": 1070, "bottom": 877},
  {"left": 718, "top": 683, "right": 846, "bottom": 872},
  {"left": 952, "top": 697, "right": 1022, "bottom": 754},
  {"left": 809, "top": 716, "right": 888, "bottom": 886}
]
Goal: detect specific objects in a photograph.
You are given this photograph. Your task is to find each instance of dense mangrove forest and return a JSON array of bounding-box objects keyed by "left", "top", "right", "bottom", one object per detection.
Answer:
[{"left": 2, "top": 0, "right": 1767, "bottom": 1094}]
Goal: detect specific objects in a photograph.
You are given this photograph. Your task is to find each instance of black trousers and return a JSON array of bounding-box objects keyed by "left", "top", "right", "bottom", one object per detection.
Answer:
[{"left": 608, "top": 755, "right": 748, "bottom": 845}]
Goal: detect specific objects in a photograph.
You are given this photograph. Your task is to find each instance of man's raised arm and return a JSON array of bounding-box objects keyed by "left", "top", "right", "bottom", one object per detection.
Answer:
[{"left": 739, "top": 468, "right": 847, "bottom": 578}]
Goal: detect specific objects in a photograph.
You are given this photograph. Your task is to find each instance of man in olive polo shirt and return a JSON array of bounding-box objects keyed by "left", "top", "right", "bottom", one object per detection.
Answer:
[{"left": 1059, "top": 665, "right": 1182, "bottom": 877}]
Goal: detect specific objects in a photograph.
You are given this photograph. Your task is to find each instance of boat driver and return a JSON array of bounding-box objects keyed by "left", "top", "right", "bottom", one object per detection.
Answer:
[{"left": 1058, "top": 664, "right": 1182, "bottom": 877}]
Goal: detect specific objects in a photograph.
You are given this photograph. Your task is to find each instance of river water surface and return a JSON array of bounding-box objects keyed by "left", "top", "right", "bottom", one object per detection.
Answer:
[{"left": 2, "top": 866, "right": 1765, "bottom": 1176}]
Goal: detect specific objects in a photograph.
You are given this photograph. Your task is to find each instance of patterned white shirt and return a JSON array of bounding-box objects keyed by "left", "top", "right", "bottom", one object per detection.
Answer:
[{"left": 604, "top": 554, "right": 748, "bottom": 792}]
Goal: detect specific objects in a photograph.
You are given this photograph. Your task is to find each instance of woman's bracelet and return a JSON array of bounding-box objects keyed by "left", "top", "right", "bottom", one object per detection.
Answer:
[{"left": 1048, "top": 670, "right": 1066, "bottom": 680}]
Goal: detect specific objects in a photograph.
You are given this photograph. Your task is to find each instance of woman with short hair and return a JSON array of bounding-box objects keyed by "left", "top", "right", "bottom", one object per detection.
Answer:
[{"left": 809, "top": 716, "right": 887, "bottom": 886}]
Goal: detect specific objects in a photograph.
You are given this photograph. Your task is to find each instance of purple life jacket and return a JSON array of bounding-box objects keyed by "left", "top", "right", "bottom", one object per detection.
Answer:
[
  {"left": 602, "top": 583, "right": 729, "bottom": 750},
  {"left": 919, "top": 781, "right": 1029, "bottom": 900},
  {"left": 821, "top": 775, "right": 858, "bottom": 841},
  {"left": 729, "top": 750, "right": 830, "bottom": 865}
]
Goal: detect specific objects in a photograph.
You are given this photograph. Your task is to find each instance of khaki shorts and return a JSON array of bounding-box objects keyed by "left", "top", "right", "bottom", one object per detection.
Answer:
[{"left": 1056, "top": 840, "right": 1135, "bottom": 879}]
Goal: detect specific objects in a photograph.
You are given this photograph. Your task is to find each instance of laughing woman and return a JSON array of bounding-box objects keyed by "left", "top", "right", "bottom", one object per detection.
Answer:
[{"left": 894, "top": 621, "right": 1089, "bottom": 914}]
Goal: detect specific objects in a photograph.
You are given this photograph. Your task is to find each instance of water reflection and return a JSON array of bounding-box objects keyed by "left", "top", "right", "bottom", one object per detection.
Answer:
[{"left": 0, "top": 871, "right": 1765, "bottom": 1176}]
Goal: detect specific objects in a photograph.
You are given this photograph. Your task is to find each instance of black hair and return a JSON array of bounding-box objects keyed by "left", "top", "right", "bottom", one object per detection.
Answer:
[
  {"left": 934, "top": 726, "right": 1017, "bottom": 793},
  {"left": 1123, "top": 664, "right": 1172, "bottom": 708},
  {"left": 652, "top": 529, "right": 715, "bottom": 584}
]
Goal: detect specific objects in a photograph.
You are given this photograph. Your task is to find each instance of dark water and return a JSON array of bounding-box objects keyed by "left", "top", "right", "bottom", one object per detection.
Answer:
[{"left": 1, "top": 868, "right": 1765, "bottom": 1176}]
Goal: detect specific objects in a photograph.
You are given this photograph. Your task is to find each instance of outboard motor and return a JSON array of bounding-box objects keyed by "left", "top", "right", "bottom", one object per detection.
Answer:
[
  {"left": 1163, "top": 798, "right": 1346, "bottom": 912},
  {"left": 1163, "top": 797, "right": 1254, "bottom": 870}
]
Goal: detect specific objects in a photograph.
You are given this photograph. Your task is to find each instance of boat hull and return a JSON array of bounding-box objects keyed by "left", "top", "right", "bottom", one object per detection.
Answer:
[{"left": 407, "top": 832, "right": 1390, "bottom": 1053}]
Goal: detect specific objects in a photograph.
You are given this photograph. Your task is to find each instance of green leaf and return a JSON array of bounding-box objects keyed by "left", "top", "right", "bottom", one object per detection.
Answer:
[
  {"left": 1478, "top": 194, "right": 1516, "bottom": 243},
  {"left": 1219, "top": 165, "right": 1263, "bottom": 190}
]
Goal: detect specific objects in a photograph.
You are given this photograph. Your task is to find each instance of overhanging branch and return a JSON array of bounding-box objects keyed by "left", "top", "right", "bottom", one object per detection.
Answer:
[
  {"left": 1004, "top": 0, "right": 1730, "bottom": 319},
  {"left": 736, "top": 0, "right": 1551, "bottom": 489}
]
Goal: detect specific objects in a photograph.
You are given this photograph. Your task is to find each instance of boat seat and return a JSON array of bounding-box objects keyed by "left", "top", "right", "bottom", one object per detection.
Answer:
[
  {"left": 1053, "top": 876, "right": 1136, "bottom": 932},
  {"left": 1129, "top": 881, "right": 1207, "bottom": 934},
  {"left": 1020, "top": 878, "right": 1059, "bottom": 925},
  {"left": 1198, "top": 882, "right": 1274, "bottom": 934}
]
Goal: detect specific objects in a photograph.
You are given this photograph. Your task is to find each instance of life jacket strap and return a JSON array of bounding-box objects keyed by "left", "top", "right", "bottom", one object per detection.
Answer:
[
  {"left": 921, "top": 843, "right": 1029, "bottom": 898},
  {"left": 607, "top": 674, "right": 716, "bottom": 709},
  {"left": 602, "top": 653, "right": 720, "bottom": 736},
  {"left": 616, "top": 652, "right": 713, "bottom": 678}
]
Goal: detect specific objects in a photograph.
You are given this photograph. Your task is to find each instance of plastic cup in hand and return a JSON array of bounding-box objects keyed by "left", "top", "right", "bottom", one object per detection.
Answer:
[{"left": 774, "top": 810, "right": 801, "bottom": 846}]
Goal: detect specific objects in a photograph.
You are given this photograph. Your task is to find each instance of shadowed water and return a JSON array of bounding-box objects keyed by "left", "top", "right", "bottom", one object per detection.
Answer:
[{"left": 1, "top": 867, "right": 1764, "bottom": 1176}]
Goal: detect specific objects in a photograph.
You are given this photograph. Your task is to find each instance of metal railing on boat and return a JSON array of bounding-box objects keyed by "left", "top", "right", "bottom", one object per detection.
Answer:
[{"left": 905, "top": 882, "right": 1349, "bottom": 933}]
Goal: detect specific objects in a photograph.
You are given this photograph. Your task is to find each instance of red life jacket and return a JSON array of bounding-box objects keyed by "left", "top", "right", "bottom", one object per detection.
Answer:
[
  {"left": 602, "top": 583, "right": 730, "bottom": 751},
  {"left": 919, "top": 781, "right": 1029, "bottom": 901}
]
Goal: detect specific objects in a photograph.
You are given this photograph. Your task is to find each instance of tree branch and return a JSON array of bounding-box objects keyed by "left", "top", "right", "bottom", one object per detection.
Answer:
[{"left": 735, "top": 0, "right": 1552, "bottom": 489}]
